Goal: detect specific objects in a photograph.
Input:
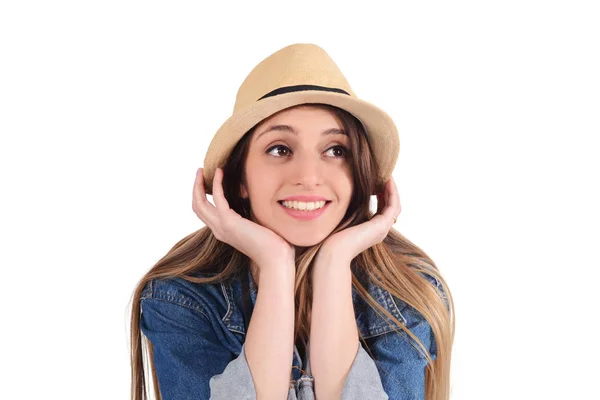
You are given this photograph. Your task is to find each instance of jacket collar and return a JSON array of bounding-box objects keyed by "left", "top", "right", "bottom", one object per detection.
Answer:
[{"left": 220, "top": 265, "right": 408, "bottom": 339}]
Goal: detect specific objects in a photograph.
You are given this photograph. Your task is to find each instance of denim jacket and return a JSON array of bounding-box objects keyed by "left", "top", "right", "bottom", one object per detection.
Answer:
[{"left": 140, "top": 264, "right": 441, "bottom": 399}]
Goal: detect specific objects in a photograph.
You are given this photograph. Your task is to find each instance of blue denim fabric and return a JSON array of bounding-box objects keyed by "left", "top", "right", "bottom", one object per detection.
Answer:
[{"left": 139, "top": 265, "right": 441, "bottom": 399}]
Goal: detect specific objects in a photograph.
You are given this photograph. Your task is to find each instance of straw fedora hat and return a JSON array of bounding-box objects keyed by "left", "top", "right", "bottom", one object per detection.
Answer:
[{"left": 202, "top": 43, "right": 399, "bottom": 196}]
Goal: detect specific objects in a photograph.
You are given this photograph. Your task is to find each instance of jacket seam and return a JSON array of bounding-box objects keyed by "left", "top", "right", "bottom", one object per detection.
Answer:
[
  {"left": 362, "top": 325, "right": 406, "bottom": 339},
  {"left": 141, "top": 292, "right": 210, "bottom": 321},
  {"left": 220, "top": 282, "right": 233, "bottom": 325},
  {"left": 384, "top": 289, "right": 407, "bottom": 326},
  {"left": 222, "top": 281, "right": 246, "bottom": 335},
  {"left": 359, "top": 286, "right": 408, "bottom": 339}
]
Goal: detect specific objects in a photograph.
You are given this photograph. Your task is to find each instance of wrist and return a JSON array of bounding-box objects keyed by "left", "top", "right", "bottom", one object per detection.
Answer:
[
  {"left": 254, "top": 258, "right": 295, "bottom": 286},
  {"left": 311, "top": 249, "right": 354, "bottom": 297},
  {"left": 314, "top": 246, "right": 351, "bottom": 271}
]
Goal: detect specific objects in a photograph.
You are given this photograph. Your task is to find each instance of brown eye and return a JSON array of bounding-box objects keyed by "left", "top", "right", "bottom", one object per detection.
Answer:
[
  {"left": 266, "top": 145, "right": 291, "bottom": 157},
  {"left": 325, "top": 145, "right": 348, "bottom": 158}
]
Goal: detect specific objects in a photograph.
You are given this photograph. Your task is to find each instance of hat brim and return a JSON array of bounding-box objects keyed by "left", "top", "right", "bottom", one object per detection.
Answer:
[{"left": 202, "top": 90, "right": 399, "bottom": 196}]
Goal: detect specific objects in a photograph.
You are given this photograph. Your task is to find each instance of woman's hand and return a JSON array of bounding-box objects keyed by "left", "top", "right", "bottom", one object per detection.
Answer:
[
  {"left": 193, "top": 167, "right": 295, "bottom": 268},
  {"left": 320, "top": 176, "right": 401, "bottom": 263}
]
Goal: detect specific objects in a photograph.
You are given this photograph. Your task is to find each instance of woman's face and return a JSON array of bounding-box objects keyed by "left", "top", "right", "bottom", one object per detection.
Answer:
[{"left": 241, "top": 105, "right": 354, "bottom": 251}]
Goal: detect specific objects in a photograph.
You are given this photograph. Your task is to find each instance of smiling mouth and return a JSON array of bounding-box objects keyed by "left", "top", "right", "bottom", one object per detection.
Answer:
[{"left": 277, "top": 200, "right": 332, "bottom": 211}]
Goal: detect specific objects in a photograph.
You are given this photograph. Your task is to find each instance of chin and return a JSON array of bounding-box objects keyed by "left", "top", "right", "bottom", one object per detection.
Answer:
[{"left": 280, "top": 229, "right": 331, "bottom": 248}]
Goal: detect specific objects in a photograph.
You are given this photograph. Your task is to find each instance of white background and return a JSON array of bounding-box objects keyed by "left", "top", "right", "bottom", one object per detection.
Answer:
[{"left": 1, "top": 1, "right": 598, "bottom": 399}]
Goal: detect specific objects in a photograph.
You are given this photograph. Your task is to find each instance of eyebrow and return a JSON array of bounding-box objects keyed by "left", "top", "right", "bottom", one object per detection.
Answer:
[{"left": 255, "top": 124, "right": 348, "bottom": 142}]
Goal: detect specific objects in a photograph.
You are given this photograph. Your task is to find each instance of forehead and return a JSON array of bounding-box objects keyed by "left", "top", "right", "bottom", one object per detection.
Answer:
[{"left": 252, "top": 105, "right": 346, "bottom": 141}]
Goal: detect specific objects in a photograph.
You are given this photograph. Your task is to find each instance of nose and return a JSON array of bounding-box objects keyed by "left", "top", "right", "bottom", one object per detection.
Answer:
[{"left": 290, "top": 153, "right": 325, "bottom": 189}]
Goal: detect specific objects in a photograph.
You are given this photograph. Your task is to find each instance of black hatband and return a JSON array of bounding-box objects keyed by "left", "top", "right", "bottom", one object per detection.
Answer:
[{"left": 258, "top": 85, "right": 350, "bottom": 101}]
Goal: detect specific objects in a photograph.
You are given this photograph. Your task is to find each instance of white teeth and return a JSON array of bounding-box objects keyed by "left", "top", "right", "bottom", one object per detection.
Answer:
[{"left": 281, "top": 200, "right": 327, "bottom": 211}]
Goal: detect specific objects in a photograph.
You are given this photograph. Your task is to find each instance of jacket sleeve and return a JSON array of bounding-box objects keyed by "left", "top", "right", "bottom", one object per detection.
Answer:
[
  {"left": 140, "top": 296, "right": 261, "bottom": 399},
  {"left": 303, "top": 331, "right": 432, "bottom": 400},
  {"left": 365, "top": 294, "right": 439, "bottom": 399},
  {"left": 339, "top": 341, "right": 389, "bottom": 399},
  {"left": 340, "top": 271, "right": 443, "bottom": 399},
  {"left": 298, "top": 339, "right": 387, "bottom": 399},
  {"left": 211, "top": 342, "right": 298, "bottom": 400},
  {"left": 362, "top": 320, "right": 435, "bottom": 400}
]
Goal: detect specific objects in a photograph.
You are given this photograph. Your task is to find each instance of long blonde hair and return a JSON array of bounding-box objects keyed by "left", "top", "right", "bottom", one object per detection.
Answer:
[{"left": 129, "top": 103, "right": 455, "bottom": 400}]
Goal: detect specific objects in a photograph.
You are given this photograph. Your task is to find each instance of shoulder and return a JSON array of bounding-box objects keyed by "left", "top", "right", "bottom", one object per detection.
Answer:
[
  {"left": 391, "top": 265, "right": 447, "bottom": 359},
  {"left": 391, "top": 264, "right": 447, "bottom": 322},
  {"left": 140, "top": 272, "right": 249, "bottom": 356},
  {"left": 353, "top": 263, "right": 444, "bottom": 354},
  {"left": 140, "top": 273, "right": 228, "bottom": 320}
]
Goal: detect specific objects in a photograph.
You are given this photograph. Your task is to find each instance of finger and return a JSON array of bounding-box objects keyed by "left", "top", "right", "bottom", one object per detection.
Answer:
[
  {"left": 193, "top": 168, "right": 217, "bottom": 224},
  {"left": 212, "top": 167, "right": 232, "bottom": 211},
  {"left": 193, "top": 168, "right": 209, "bottom": 205},
  {"left": 397, "top": 184, "right": 402, "bottom": 214},
  {"left": 387, "top": 177, "right": 401, "bottom": 218},
  {"left": 379, "top": 179, "right": 397, "bottom": 223}
]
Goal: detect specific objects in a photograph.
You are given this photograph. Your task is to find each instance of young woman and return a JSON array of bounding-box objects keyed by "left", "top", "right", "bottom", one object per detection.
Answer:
[{"left": 129, "top": 43, "right": 454, "bottom": 400}]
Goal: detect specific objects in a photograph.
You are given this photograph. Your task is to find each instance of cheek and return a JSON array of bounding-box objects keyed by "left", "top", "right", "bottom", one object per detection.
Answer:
[
  {"left": 245, "top": 164, "right": 272, "bottom": 191},
  {"left": 246, "top": 174, "right": 279, "bottom": 209}
]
